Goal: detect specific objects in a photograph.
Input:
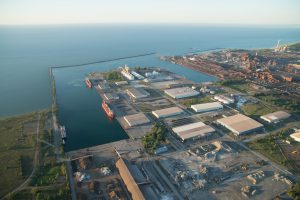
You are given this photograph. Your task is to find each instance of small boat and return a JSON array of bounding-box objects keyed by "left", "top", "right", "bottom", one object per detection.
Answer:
[{"left": 60, "top": 126, "right": 67, "bottom": 139}]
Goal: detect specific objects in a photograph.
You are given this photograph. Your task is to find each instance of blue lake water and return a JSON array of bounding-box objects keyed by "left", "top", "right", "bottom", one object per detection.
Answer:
[{"left": 1, "top": 24, "right": 300, "bottom": 150}]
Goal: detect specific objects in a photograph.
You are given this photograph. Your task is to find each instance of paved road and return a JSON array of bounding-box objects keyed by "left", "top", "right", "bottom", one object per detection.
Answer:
[
  {"left": 66, "top": 159, "right": 76, "bottom": 200},
  {"left": 2, "top": 115, "right": 41, "bottom": 200}
]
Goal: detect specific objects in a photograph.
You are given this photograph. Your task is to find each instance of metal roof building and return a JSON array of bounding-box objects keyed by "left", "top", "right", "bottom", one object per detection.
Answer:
[
  {"left": 191, "top": 102, "right": 223, "bottom": 113},
  {"left": 260, "top": 111, "right": 291, "bottom": 123},
  {"left": 103, "top": 93, "right": 119, "bottom": 101},
  {"left": 217, "top": 114, "right": 263, "bottom": 135},
  {"left": 126, "top": 88, "right": 150, "bottom": 99},
  {"left": 152, "top": 106, "right": 184, "bottom": 119},
  {"left": 290, "top": 131, "right": 300, "bottom": 142},
  {"left": 214, "top": 95, "right": 235, "bottom": 104},
  {"left": 164, "top": 87, "right": 200, "bottom": 99},
  {"left": 116, "top": 158, "right": 146, "bottom": 200},
  {"left": 172, "top": 121, "right": 215, "bottom": 141},
  {"left": 124, "top": 113, "right": 150, "bottom": 127}
]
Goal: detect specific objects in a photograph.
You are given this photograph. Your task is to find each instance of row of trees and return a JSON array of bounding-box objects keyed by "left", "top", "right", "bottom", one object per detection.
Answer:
[
  {"left": 104, "top": 71, "right": 124, "bottom": 81},
  {"left": 142, "top": 122, "right": 166, "bottom": 153}
]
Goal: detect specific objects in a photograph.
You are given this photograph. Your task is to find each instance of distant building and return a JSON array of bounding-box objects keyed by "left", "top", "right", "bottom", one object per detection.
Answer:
[
  {"left": 131, "top": 71, "right": 145, "bottom": 80},
  {"left": 97, "top": 81, "right": 110, "bottom": 90},
  {"left": 126, "top": 88, "right": 150, "bottom": 99},
  {"left": 124, "top": 113, "right": 150, "bottom": 127},
  {"left": 191, "top": 102, "right": 223, "bottom": 113},
  {"left": 152, "top": 107, "right": 184, "bottom": 119},
  {"left": 217, "top": 114, "right": 263, "bottom": 135},
  {"left": 290, "top": 131, "right": 300, "bottom": 142},
  {"left": 121, "top": 66, "right": 135, "bottom": 80},
  {"left": 172, "top": 121, "right": 215, "bottom": 141},
  {"left": 214, "top": 95, "right": 235, "bottom": 104},
  {"left": 115, "top": 81, "right": 128, "bottom": 86},
  {"left": 260, "top": 111, "right": 291, "bottom": 123},
  {"left": 164, "top": 87, "right": 199, "bottom": 99},
  {"left": 103, "top": 93, "right": 119, "bottom": 101}
]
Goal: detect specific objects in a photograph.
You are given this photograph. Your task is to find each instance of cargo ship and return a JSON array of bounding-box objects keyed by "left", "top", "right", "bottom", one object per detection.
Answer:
[
  {"left": 85, "top": 78, "right": 92, "bottom": 88},
  {"left": 102, "top": 100, "right": 114, "bottom": 119}
]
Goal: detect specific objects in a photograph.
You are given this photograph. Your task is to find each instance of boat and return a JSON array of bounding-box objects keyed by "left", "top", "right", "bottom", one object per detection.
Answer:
[
  {"left": 85, "top": 78, "right": 92, "bottom": 88},
  {"left": 60, "top": 126, "right": 67, "bottom": 139},
  {"left": 102, "top": 100, "right": 114, "bottom": 119}
]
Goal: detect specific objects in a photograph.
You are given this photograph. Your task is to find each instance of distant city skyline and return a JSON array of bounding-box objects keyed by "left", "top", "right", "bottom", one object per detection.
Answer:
[{"left": 0, "top": 0, "right": 300, "bottom": 25}]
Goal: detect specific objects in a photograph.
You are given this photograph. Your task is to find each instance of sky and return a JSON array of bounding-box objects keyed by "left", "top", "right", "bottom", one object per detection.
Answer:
[{"left": 0, "top": 0, "right": 300, "bottom": 25}]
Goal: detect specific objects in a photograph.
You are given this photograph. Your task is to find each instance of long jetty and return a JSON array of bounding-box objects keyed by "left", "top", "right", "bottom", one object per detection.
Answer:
[{"left": 51, "top": 52, "right": 156, "bottom": 69}]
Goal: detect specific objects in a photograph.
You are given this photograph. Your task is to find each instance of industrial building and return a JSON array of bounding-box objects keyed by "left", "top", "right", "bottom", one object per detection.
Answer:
[
  {"left": 260, "top": 111, "right": 291, "bottom": 123},
  {"left": 103, "top": 93, "right": 119, "bottom": 101},
  {"left": 131, "top": 71, "right": 145, "bottom": 80},
  {"left": 115, "top": 81, "right": 128, "bottom": 86},
  {"left": 172, "top": 121, "right": 215, "bottom": 141},
  {"left": 191, "top": 102, "right": 223, "bottom": 113},
  {"left": 214, "top": 95, "right": 235, "bottom": 104},
  {"left": 120, "top": 66, "right": 135, "bottom": 80},
  {"left": 290, "top": 131, "right": 300, "bottom": 142},
  {"left": 152, "top": 106, "right": 184, "bottom": 119},
  {"left": 217, "top": 114, "right": 263, "bottom": 135},
  {"left": 126, "top": 88, "right": 150, "bottom": 99},
  {"left": 97, "top": 81, "right": 110, "bottom": 90},
  {"left": 164, "top": 87, "right": 200, "bottom": 99},
  {"left": 115, "top": 158, "right": 146, "bottom": 200},
  {"left": 124, "top": 113, "right": 150, "bottom": 127}
]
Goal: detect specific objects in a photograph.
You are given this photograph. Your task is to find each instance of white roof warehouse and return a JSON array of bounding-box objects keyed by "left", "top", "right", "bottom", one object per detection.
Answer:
[
  {"left": 217, "top": 114, "right": 263, "bottom": 135},
  {"left": 191, "top": 102, "right": 223, "bottom": 113},
  {"left": 260, "top": 111, "right": 291, "bottom": 123},
  {"left": 172, "top": 121, "right": 215, "bottom": 141},
  {"left": 152, "top": 107, "right": 184, "bottom": 119},
  {"left": 164, "top": 87, "right": 199, "bottom": 99}
]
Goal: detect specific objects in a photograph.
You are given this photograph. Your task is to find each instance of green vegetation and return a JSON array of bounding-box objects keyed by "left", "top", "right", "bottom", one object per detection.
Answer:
[
  {"left": 288, "top": 183, "right": 300, "bottom": 200},
  {"left": 218, "top": 79, "right": 249, "bottom": 93},
  {"left": 254, "top": 92, "right": 300, "bottom": 113},
  {"left": 179, "top": 95, "right": 213, "bottom": 107},
  {"left": 241, "top": 102, "right": 276, "bottom": 118},
  {"left": 0, "top": 112, "right": 39, "bottom": 197},
  {"left": 142, "top": 123, "right": 167, "bottom": 153},
  {"left": 0, "top": 110, "right": 70, "bottom": 199},
  {"left": 288, "top": 42, "right": 300, "bottom": 52},
  {"left": 248, "top": 136, "right": 287, "bottom": 166},
  {"left": 103, "top": 71, "right": 125, "bottom": 82}
]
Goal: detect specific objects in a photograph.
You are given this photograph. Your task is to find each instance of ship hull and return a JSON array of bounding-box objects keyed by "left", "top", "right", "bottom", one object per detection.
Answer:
[
  {"left": 85, "top": 79, "right": 92, "bottom": 88},
  {"left": 102, "top": 101, "right": 114, "bottom": 119}
]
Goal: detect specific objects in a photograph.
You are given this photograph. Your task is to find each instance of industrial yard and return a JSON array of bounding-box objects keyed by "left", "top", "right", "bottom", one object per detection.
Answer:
[{"left": 67, "top": 58, "right": 300, "bottom": 200}]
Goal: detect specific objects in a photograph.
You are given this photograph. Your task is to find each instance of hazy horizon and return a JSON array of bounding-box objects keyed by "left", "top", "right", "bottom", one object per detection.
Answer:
[{"left": 1, "top": 0, "right": 300, "bottom": 25}]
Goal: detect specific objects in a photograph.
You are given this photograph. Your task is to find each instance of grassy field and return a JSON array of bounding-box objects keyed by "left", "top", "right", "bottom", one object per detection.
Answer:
[
  {"left": 0, "top": 110, "right": 70, "bottom": 199},
  {"left": 179, "top": 95, "right": 214, "bottom": 107},
  {"left": 0, "top": 112, "right": 39, "bottom": 197},
  {"left": 241, "top": 102, "right": 276, "bottom": 118},
  {"left": 254, "top": 92, "right": 300, "bottom": 114},
  {"left": 248, "top": 136, "right": 287, "bottom": 166}
]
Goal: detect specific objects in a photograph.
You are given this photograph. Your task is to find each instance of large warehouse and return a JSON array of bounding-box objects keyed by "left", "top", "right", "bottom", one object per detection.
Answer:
[
  {"left": 191, "top": 102, "right": 223, "bottom": 113},
  {"left": 116, "top": 158, "right": 145, "bottom": 200},
  {"left": 124, "top": 113, "right": 150, "bottom": 127},
  {"left": 172, "top": 121, "right": 215, "bottom": 141},
  {"left": 164, "top": 87, "right": 199, "bottom": 99},
  {"left": 290, "top": 131, "right": 300, "bottom": 143},
  {"left": 217, "top": 114, "right": 263, "bottom": 135},
  {"left": 152, "top": 106, "right": 184, "bottom": 119},
  {"left": 126, "top": 88, "right": 150, "bottom": 99},
  {"left": 260, "top": 111, "right": 291, "bottom": 123}
]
